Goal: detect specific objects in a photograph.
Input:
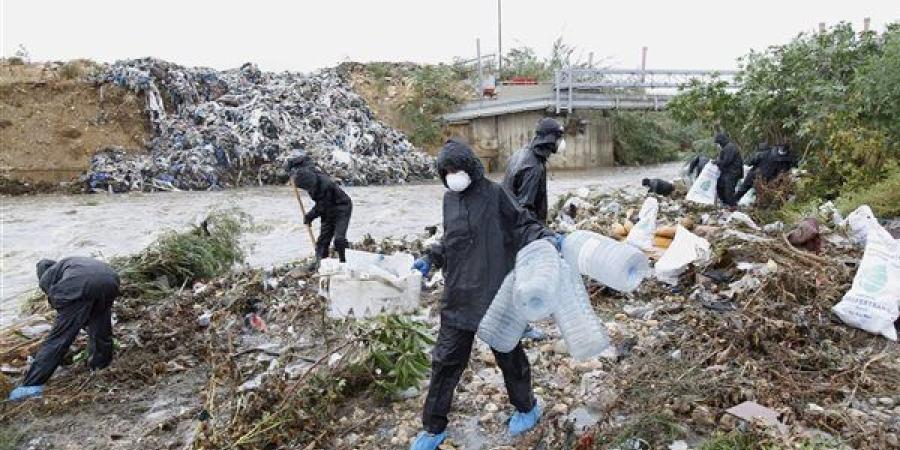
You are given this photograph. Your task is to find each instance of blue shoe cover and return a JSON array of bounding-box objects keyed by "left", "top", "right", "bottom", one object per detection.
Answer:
[
  {"left": 509, "top": 402, "right": 542, "bottom": 436},
  {"left": 409, "top": 430, "right": 446, "bottom": 450},
  {"left": 8, "top": 385, "right": 44, "bottom": 401}
]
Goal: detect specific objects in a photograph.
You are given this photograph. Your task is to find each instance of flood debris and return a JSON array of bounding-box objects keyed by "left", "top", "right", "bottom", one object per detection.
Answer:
[
  {"left": 83, "top": 58, "right": 435, "bottom": 192},
  {"left": 2, "top": 190, "right": 898, "bottom": 449}
]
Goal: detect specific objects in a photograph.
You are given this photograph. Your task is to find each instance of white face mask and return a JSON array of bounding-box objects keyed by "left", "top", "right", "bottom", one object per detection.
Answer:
[
  {"left": 556, "top": 138, "right": 567, "bottom": 152},
  {"left": 446, "top": 171, "right": 471, "bottom": 192}
]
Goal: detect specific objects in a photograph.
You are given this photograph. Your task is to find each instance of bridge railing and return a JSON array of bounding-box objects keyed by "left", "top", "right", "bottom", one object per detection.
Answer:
[{"left": 554, "top": 67, "right": 739, "bottom": 113}]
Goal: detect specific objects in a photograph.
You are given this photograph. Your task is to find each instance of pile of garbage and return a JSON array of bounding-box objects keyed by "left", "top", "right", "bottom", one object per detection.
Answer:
[
  {"left": 2, "top": 189, "right": 898, "bottom": 449},
  {"left": 83, "top": 58, "right": 435, "bottom": 192},
  {"left": 542, "top": 186, "right": 899, "bottom": 449}
]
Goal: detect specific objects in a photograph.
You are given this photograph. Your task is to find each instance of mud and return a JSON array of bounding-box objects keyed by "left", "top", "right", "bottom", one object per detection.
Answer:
[{"left": 0, "top": 61, "right": 150, "bottom": 185}]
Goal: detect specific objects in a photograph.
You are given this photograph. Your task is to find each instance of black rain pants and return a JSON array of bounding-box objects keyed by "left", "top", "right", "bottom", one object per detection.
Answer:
[
  {"left": 23, "top": 288, "right": 117, "bottom": 386},
  {"left": 316, "top": 206, "right": 352, "bottom": 262},
  {"left": 422, "top": 324, "right": 535, "bottom": 434}
]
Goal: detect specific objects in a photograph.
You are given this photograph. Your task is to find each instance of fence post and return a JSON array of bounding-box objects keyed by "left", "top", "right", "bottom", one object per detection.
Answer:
[{"left": 567, "top": 66, "right": 573, "bottom": 113}]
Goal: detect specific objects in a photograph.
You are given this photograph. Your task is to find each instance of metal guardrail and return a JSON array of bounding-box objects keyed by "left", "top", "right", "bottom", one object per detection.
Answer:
[{"left": 554, "top": 67, "right": 739, "bottom": 113}]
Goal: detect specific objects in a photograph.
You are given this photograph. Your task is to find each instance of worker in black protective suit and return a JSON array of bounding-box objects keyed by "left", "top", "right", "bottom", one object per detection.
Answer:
[
  {"left": 8, "top": 257, "right": 120, "bottom": 401},
  {"left": 712, "top": 132, "right": 743, "bottom": 207},
  {"left": 502, "top": 117, "right": 565, "bottom": 342},
  {"left": 642, "top": 178, "right": 674, "bottom": 196},
  {"left": 409, "top": 139, "right": 556, "bottom": 450},
  {"left": 502, "top": 117, "right": 565, "bottom": 223},
  {"left": 685, "top": 154, "right": 710, "bottom": 183},
  {"left": 735, "top": 143, "right": 796, "bottom": 203},
  {"left": 292, "top": 166, "right": 352, "bottom": 266}
]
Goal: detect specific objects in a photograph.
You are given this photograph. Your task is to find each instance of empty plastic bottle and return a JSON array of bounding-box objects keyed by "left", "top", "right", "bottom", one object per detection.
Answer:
[
  {"left": 513, "top": 239, "right": 561, "bottom": 321},
  {"left": 553, "top": 260, "right": 610, "bottom": 360},
  {"left": 561, "top": 230, "right": 650, "bottom": 293},
  {"left": 476, "top": 273, "right": 527, "bottom": 353}
]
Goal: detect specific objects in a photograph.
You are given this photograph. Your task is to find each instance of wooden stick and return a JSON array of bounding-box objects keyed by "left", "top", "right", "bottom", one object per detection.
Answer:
[{"left": 290, "top": 179, "right": 317, "bottom": 250}]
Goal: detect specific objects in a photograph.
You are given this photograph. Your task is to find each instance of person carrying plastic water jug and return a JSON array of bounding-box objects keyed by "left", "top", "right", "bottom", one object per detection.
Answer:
[
  {"left": 409, "top": 139, "right": 559, "bottom": 450},
  {"left": 8, "top": 257, "right": 120, "bottom": 401},
  {"left": 502, "top": 117, "right": 565, "bottom": 342}
]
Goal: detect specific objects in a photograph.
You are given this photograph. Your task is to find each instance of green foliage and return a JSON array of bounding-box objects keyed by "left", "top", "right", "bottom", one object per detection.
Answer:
[
  {"left": 609, "top": 111, "right": 704, "bottom": 165},
  {"left": 668, "top": 78, "right": 742, "bottom": 144},
  {"left": 608, "top": 413, "right": 687, "bottom": 449},
  {"left": 835, "top": 166, "right": 900, "bottom": 218},
  {"left": 0, "top": 426, "right": 23, "bottom": 450},
  {"left": 363, "top": 315, "right": 434, "bottom": 399},
  {"left": 397, "top": 64, "right": 469, "bottom": 147},
  {"left": 669, "top": 22, "right": 900, "bottom": 202},
  {"left": 113, "top": 210, "right": 247, "bottom": 297},
  {"left": 699, "top": 432, "right": 759, "bottom": 450},
  {"left": 500, "top": 36, "right": 595, "bottom": 81}
]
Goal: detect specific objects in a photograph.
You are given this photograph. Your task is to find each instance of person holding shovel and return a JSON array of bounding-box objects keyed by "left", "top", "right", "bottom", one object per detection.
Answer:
[{"left": 290, "top": 165, "right": 353, "bottom": 269}]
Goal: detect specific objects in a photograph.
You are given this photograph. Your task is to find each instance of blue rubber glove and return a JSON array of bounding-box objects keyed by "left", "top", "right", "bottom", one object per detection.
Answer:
[
  {"left": 412, "top": 257, "right": 432, "bottom": 277},
  {"left": 509, "top": 401, "right": 542, "bottom": 436},
  {"left": 409, "top": 431, "right": 446, "bottom": 450},
  {"left": 8, "top": 385, "right": 44, "bottom": 401},
  {"left": 547, "top": 233, "right": 565, "bottom": 252}
]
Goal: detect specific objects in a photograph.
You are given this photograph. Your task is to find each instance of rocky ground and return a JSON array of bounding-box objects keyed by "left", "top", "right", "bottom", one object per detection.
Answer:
[{"left": 1, "top": 186, "right": 898, "bottom": 450}]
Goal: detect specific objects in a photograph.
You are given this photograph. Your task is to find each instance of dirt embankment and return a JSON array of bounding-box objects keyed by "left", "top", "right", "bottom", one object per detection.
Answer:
[{"left": 0, "top": 61, "right": 150, "bottom": 188}]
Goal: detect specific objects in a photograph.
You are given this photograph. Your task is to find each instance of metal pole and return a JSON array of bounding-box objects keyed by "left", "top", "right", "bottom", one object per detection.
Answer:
[
  {"left": 477, "top": 38, "right": 483, "bottom": 103},
  {"left": 567, "top": 66, "right": 573, "bottom": 113},
  {"left": 641, "top": 47, "right": 648, "bottom": 83},
  {"left": 497, "top": 0, "right": 502, "bottom": 78},
  {"left": 863, "top": 17, "right": 871, "bottom": 32},
  {"left": 588, "top": 52, "right": 594, "bottom": 69},
  {"left": 555, "top": 70, "right": 560, "bottom": 114},
  {"left": 819, "top": 22, "right": 826, "bottom": 33}
]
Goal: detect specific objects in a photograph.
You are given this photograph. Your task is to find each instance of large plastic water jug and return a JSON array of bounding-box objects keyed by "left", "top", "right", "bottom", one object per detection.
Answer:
[
  {"left": 513, "top": 239, "right": 560, "bottom": 321},
  {"left": 561, "top": 230, "right": 650, "bottom": 293}
]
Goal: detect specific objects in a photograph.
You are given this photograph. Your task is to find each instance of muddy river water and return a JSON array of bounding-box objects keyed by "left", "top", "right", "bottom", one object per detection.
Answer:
[{"left": 1, "top": 163, "right": 679, "bottom": 325}]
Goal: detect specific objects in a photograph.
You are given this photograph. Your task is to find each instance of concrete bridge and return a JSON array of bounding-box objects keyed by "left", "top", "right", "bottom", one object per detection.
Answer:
[{"left": 442, "top": 68, "right": 737, "bottom": 172}]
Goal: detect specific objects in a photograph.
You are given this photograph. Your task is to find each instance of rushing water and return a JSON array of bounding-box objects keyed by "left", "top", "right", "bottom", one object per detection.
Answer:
[{"left": 0, "top": 163, "right": 679, "bottom": 325}]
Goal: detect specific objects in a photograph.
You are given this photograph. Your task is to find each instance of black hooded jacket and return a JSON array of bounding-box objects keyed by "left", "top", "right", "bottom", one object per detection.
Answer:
[
  {"left": 758, "top": 146, "right": 796, "bottom": 181},
  {"left": 430, "top": 139, "right": 553, "bottom": 331},
  {"left": 292, "top": 168, "right": 352, "bottom": 220},
  {"left": 502, "top": 145, "right": 549, "bottom": 222},
  {"left": 37, "top": 257, "right": 120, "bottom": 309},
  {"left": 714, "top": 133, "right": 744, "bottom": 180}
]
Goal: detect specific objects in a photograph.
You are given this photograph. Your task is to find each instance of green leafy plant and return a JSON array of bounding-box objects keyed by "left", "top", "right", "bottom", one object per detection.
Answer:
[
  {"left": 113, "top": 210, "right": 248, "bottom": 297},
  {"left": 669, "top": 22, "right": 900, "bottom": 203},
  {"left": 363, "top": 315, "right": 434, "bottom": 398}
]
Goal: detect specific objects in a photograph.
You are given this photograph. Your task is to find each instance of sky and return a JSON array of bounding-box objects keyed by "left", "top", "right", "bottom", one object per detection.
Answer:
[{"left": 1, "top": 0, "right": 897, "bottom": 73}]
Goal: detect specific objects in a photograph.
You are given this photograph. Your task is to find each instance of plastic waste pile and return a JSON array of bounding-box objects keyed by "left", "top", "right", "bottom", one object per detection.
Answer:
[
  {"left": 654, "top": 225, "right": 711, "bottom": 285},
  {"left": 685, "top": 161, "right": 720, "bottom": 205},
  {"left": 85, "top": 58, "right": 435, "bottom": 192},
  {"left": 625, "top": 197, "right": 658, "bottom": 251},
  {"left": 317, "top": 249, "right": 422, "bottom": 319},
  {"left": 562, "top": 230, "right": 651, "bottom": 293},
  {"left": 478, "top": 239, "right": 611, "bottom": 360}
]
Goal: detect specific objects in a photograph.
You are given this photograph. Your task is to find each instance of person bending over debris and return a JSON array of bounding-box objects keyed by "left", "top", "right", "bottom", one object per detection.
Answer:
[
  {"left": 642, "top": 178, "right": 674, "bottom": 196},
  {"left": 685, "top": 154, "right": 709, "bottom": 183},
  {"left": 502, "top": 117, "right": 566, "bottom": 342},
  {"left": 712, "top": 132, "right": 743, "bottom": 207},
  {"left": 735, "top": 143, "right": 796, "bottom": 203},
  {"left": 8, "top": 257, "right": 120, "bottom": 401},
  {"left": 410, "top": 139, "right": 557, "bottom": 449},
  {"left": 292, "top": 166, "right": 353, "bottom": 268}
]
